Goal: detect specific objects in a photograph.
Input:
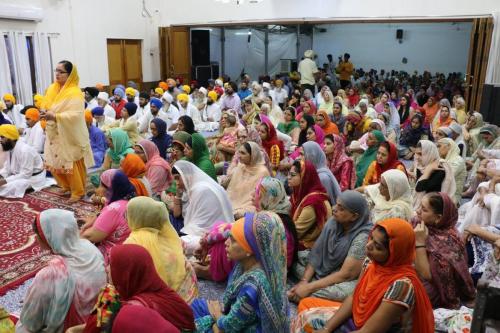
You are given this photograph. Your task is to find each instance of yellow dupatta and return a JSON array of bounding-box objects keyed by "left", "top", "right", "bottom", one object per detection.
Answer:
[
  {"left": 124, "top": 197, "right": 188, "bottom": 292},
  {"left": 42, "top": 64, "right": 94, "bottom": 173}
]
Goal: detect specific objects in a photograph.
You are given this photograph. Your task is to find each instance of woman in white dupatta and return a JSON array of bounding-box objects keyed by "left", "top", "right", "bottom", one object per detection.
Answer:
[
  {"left": 17, "top": 209, "right": 106, "bottom": 332},
  {"left": 438, "top": 138, "right": 467, "bottom": 204},
  {"left": 172, "top": 160, "right": 234, "bottom": 253},
  {"left": 365, "top": 169, "right": 413, "bottom": 223},
  {"left": 412, "top": 140, "right": 456, "bottom": 209}
]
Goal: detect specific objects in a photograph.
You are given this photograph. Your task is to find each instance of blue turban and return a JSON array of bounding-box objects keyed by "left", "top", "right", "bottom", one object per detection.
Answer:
[
  {"left": 114, "top": 87, "right": 125, "bottom": 98},
  {"left": 124, "top": 102, "right": 138, "bottom": 116},
  {"left": 91, "top": 106, "right": 105, "bottom": 116},
  {"left": 150, "top": 98, "right": 163, "bottom": 110}
]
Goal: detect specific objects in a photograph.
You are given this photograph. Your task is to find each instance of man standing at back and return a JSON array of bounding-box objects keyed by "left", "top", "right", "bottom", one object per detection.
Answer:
[
  {"left": 298, "top": 50, "right": 318, "bottom": 96},
  {"left": 336, "top": 53, "right": 354, "bottom": 89}
]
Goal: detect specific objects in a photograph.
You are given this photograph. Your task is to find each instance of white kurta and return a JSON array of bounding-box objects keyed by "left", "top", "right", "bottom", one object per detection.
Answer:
[
  {"left": 103, "top": 104, "right": 116, "bottom": 119},
  {"left": 2, "top": 104, "right": 26, "bottom": 129},
  {"left": 22, "top": 122, "right": 45, "bottom": 154},
  {"left": 178, "top": 103, "right": 201, "bottom": 124},
  {"left": 0, "top": 140, "right": 55, "bottom": 198}
]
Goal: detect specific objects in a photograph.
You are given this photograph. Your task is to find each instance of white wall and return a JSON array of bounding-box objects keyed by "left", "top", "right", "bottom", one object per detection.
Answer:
[
  {"left": 0, "top": 0, "right": 164, "bottom": 87},
  {"left": 312, "top": 22, "right": 472, "bottom": 74}
]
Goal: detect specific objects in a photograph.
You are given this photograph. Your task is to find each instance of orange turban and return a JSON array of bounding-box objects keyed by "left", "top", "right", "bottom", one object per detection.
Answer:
[
  {"left": 3, "top": 93, "right": 15, "bottom": 104},
  {"left": 95, "top": 83, "right": 105, "bottom": 91},
  {"left": 159, "top": 81, "right": 168, "bottom": 90},
  {"left": 231, "top": 218, "right": 253, "bottom": 254},
  {"left": 25, "top": 108, "right": 40, "bottom": 122},
  {"left": 84, "top": 110, "right": 93, "bottom": 125}
]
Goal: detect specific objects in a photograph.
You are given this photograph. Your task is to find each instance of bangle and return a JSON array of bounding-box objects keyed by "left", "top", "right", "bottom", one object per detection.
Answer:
[{"left": 416, "top": 245, "right": 426, "bottom": 249}]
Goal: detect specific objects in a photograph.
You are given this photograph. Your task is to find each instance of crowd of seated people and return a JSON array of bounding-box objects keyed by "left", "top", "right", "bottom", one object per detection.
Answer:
[{"left": 1, "top": 51, "right": 499, "bottom": 332}]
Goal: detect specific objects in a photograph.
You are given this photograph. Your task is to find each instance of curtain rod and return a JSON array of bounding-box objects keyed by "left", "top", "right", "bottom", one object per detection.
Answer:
[{"left": 2, "top": 31, "right": 60, "bottom": 36}]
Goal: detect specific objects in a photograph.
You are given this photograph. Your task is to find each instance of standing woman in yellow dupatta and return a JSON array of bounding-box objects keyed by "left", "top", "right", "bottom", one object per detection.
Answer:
[{"left": 41, "top": 60, "right": 94, "bottom": 202}]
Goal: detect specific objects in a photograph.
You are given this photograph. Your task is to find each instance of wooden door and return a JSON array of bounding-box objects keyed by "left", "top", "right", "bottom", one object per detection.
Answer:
[
  {"left": 106, "top": 39, "right": 143, "bottom": 90},
  {"left": 465, "top": 17, "right": 494, "bottom": 112},
  {"left": 159, "top": 26, "right": 191, "bottom": 81}
]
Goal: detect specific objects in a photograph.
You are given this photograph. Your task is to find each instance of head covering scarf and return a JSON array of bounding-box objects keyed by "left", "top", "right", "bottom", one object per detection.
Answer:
[
  {"left": 136, "top": 139, "right": 172, "bottom": 194},
  {"left": 186, "top": 133, "right": 216, "bottom": 180},
  {"left": 226, "top": 141, "right": 270, "bottom": 215},
  {"left": 107, "top": 128, "right": 134, "bottom": 165},
  {"left": 124, "top": 197, "right": 190, "bottom": 296},
  {"left": 84, "top": 110, "right": 93, "bottom": 126},
  {"left": 107, "top": 170, "right": 136, "bottom": 204},
  {"left": 298, "top": 114, "right": 315, "bottom": 147},
  {"left": 255, "top": 176, "right": 291, "bottom": 215},
  {"left": 438, "top": 137, "right": 461, "bottom": 162},
  {"left": 370, "top": 118, "right": 386, "bottom": 135},
  {"left": 91, "top": 106, "right": 104, "bottom": 117},
  {"left": 303, "top": 141, "right": 341, "bottom": 204},
  {"left": 291, "top": 160, "right": 330, "bottom": 229},
  {"left": 150, "top": 118, "right": 171, "bottom": 159},
  {"left": 228, "top": 212, "right": 289, "bottom": 332},
  {"left": 150, "top": 98, "right": 163, "bottom": 110},
  {"left": 120, "top": 154, "right": 149, "bottom": 196},
  {"left": 365, "top": 169, "right": 412, "bottom": 223},
  {"left": 400, "top": 114, "right": 429, "bottom": 148},
  {"left": 25, "top": 108, "right": 40, "bottom": 122},
  {"left": 353, "top": 219, "right": 434, "bottom": 333},
  {"left": 308, "top": 191, "right": 372, "bottom": 278},
  {"left": 33, "top": 94, "right": 44, "bottom": 109},
  {"left": 355, "top": 130, "right": 385, "bottom": 187},
  {"left": 172, "top": 130, "right": 191, "bottom": 149},
  {"left": 309, "top": 124, "right": 325, "bottom": 145},
  {"left": 21, "top": 209, "right": 106, "bottom": 331},
  {"left": 259, "top": 114, "right": 285, "bottom": 163},
  {"left": 411, "top": 193, "right": 475, "bottom": 309},
  {"left": 326, "top": 134, "right": 356, "bottom": 189},
  {"left": 109, "top": 244, "right": 195, "bottom": 331},
  {"left": 173, "top": 161, "right": 234, "bottom": 236},
  {"left": 374, "top": 141, "right": 406, "bottom": 180},
  {"left": 111, "top": 305, "right": 183, "bottom": 333}
]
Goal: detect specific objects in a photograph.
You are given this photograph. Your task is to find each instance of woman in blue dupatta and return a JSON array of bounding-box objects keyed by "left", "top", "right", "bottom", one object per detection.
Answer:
[{"left": 191, "top": 211, "right": 289, "bottom": 332}]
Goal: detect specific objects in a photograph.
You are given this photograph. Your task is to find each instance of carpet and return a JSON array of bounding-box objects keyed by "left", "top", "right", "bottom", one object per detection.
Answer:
[{"left": 0, "top": 187, "right": 96, "bottom": 295}]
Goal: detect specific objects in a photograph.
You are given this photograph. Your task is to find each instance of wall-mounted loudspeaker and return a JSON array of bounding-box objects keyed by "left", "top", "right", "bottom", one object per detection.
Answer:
[{"left": 396, "top": 29, "right": 403, "bottom": 39}]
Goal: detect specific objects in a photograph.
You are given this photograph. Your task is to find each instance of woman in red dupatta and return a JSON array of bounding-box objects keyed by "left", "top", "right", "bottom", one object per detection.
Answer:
[
  {"left": 314, "top": 218, "right": 434, "bottom": 333},
  {"left": 120, "top": 153, "right": 150, "bottom": 196},
  {"left": 412, "top": 192, "right": 475, "bottom": 309},
  {"left": 258, "top": 114, "right": 285, "bottom": 170},
  {"left": 324, "top": 134, "right": 356, "bottom": 191},
  {"left": 82, "top": 244, "right": 194, "bottom": 332},
  {"left": 288, "top": 160, "right": 331, "bottom": 249},
  {"left": 361, "top": 141, "right": 407, "bottom": 186}
]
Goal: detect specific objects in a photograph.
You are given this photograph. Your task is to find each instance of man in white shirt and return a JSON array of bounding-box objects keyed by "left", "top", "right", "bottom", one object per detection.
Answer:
[
  {"left": 177, "top": 93, "right": 201, "bottom": 124},
  {"left": 298, "top": 49, "right": 319, "bottom": 96},
  {"left": 91, "top": 107, "right": 114, "bottom": 128},
  {"left": 97, "top": 92, "right": 116, "bottom": 119},
  {"left": 0, "top": 124, "right": 54, "bottom": 198},
  {"left": 2, "top": 93, "right": 25, "bottom": 131},
  {"left": 84, "top": 87, "right": 99, "bottom": 110},
  {"left": 138, "top": 98, "right": 172, "bottom": 136},
  {"left": 21, "top": 108, "right": 45, "bottom": 154},
  {"left": 272, "top": 79, "right": 288, "bottom": 108},
  {"left": 136, "top": 92, "right": 150, "bottom": 120},
  {"left": 203, "top": 91, "right": 222, "bottom": 122}
]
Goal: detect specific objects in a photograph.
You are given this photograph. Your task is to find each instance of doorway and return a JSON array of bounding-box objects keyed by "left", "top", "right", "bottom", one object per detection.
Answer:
[{"left": 107, "top": 39, "right": 143, "bottom": 90}]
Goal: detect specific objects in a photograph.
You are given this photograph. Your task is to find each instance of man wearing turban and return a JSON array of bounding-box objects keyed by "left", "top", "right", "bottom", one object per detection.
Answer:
[
  {"left": 138, "top": 97, "right": 172, "bottom": 137},
  {"left": 111, "top": 87, "right": 126, "bottom": 120},
  {"left": 176, "top": 93, "right": 201, "bottom": 127},
  {"left": 85, "top": 110, "right": 107, "bottom": 168},
  {"left": 0, "top": 124, "right": 54, "bottom": 198},
  {"left": 2, "top": 93, "right": 26, "bottom": 131},
  {"left": 84, "top": 87, "right": 99, "bottom": 110},
  {"left": 298, "top": 49, "right": 319, "bottom": 96},
  {"left": 22, "top": 108, "right": 45, "bottom": 154},
  {"left": 96, "top": 92, "right": 116, "bottom": 120}
]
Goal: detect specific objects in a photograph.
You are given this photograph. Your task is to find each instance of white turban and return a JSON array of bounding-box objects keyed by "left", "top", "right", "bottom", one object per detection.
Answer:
[
  {"left": 304, "top": 49, "right": 315, "bottom": 58},
  {"left": 162, "top": 92, "right": 173, "bottom": 104},
  {"left": 199, "top": 87, "right": 207, "bottom": 96},
  {"left": 97, "top": 92, "right": 109, "bottom": 101}
]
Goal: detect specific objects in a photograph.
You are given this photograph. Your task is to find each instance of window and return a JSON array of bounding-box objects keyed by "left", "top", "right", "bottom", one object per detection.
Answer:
[
  {"left": 3, "top": 35, "right": 17, "bottom": 94},
  {"left": 26, "top": 36, "right": 37, "bottom": 95}
]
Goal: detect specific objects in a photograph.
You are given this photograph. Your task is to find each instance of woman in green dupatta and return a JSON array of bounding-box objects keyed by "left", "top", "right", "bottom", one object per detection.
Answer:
[
  {"left": 184, "top": 133, "right": 217, "bottom": 180},
  {"left": 102, "top": 128, "right": 134, "bottom": 170},
  {"left": 355, "top": 130, "right": 386, "bottom": 187},
  {"left": 278, "top": 106, "right": 300, "bottom": 144}
]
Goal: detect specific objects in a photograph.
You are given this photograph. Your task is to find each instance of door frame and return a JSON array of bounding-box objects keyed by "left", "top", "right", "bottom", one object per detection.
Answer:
[{"left": 107, "top": 38, "right": 144, "bottom": 90}]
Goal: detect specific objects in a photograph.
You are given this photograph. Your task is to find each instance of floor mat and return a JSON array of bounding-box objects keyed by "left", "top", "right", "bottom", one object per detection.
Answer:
[{"left": 0, "top": 187, "right": 96, "bottom": 295}]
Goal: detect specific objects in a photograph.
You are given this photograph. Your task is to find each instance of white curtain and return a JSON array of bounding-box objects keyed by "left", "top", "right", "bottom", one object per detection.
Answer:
[
  {"left": 485, "top": 13, "right": 500, "bottom": 84},
  {"left": 33, "top": 32, "right": 53, "bottom": 95},
  {"left": 8, "top": 31, "right": 33, "bottom": 106},
  {"left": 0, "top": 35, "right": 13, "bottom": 98}
]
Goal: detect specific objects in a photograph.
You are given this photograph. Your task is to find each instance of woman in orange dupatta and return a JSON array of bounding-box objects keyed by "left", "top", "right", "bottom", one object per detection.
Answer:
[
  {"left": 316, "top": 110, "right": 339, "bottom": 136},
  {"left": 120, "top": 154, "right": 151, "bottom": 196},
  {"left": 41, "top": 60, "right": 94, "bottom": 202},
  {"left": 295, "top": 218, "right": 434, "bottom": 333}
]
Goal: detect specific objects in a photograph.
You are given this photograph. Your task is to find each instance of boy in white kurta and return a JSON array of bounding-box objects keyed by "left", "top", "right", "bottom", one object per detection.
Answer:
[{"left": 0, "top": 124, "right": 54, "bottom": 198}]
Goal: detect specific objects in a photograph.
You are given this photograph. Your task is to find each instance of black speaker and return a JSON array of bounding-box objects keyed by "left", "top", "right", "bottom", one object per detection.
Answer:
[
  {"left": 491, "top": 85, "right": 500, "bottom": 126},
  {"left": 194, "top": 66, "right": 212, "bottom": 87},
  {"left": 191, "top": 30, "right": 210, "bottom": 66},
  {"left": 479, "top": 84, "right": 494, "bottom": 123},
  {"left": 211, "top": 63, "right": 219, "bottom": 79},
  {"left": 396, "top": 29, "right": 403, "bottom": 39}
]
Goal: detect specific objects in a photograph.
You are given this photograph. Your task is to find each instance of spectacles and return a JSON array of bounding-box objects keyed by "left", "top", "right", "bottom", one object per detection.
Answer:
[{"left": 54, "top": 69, "right": 68, "bottom": 74}]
